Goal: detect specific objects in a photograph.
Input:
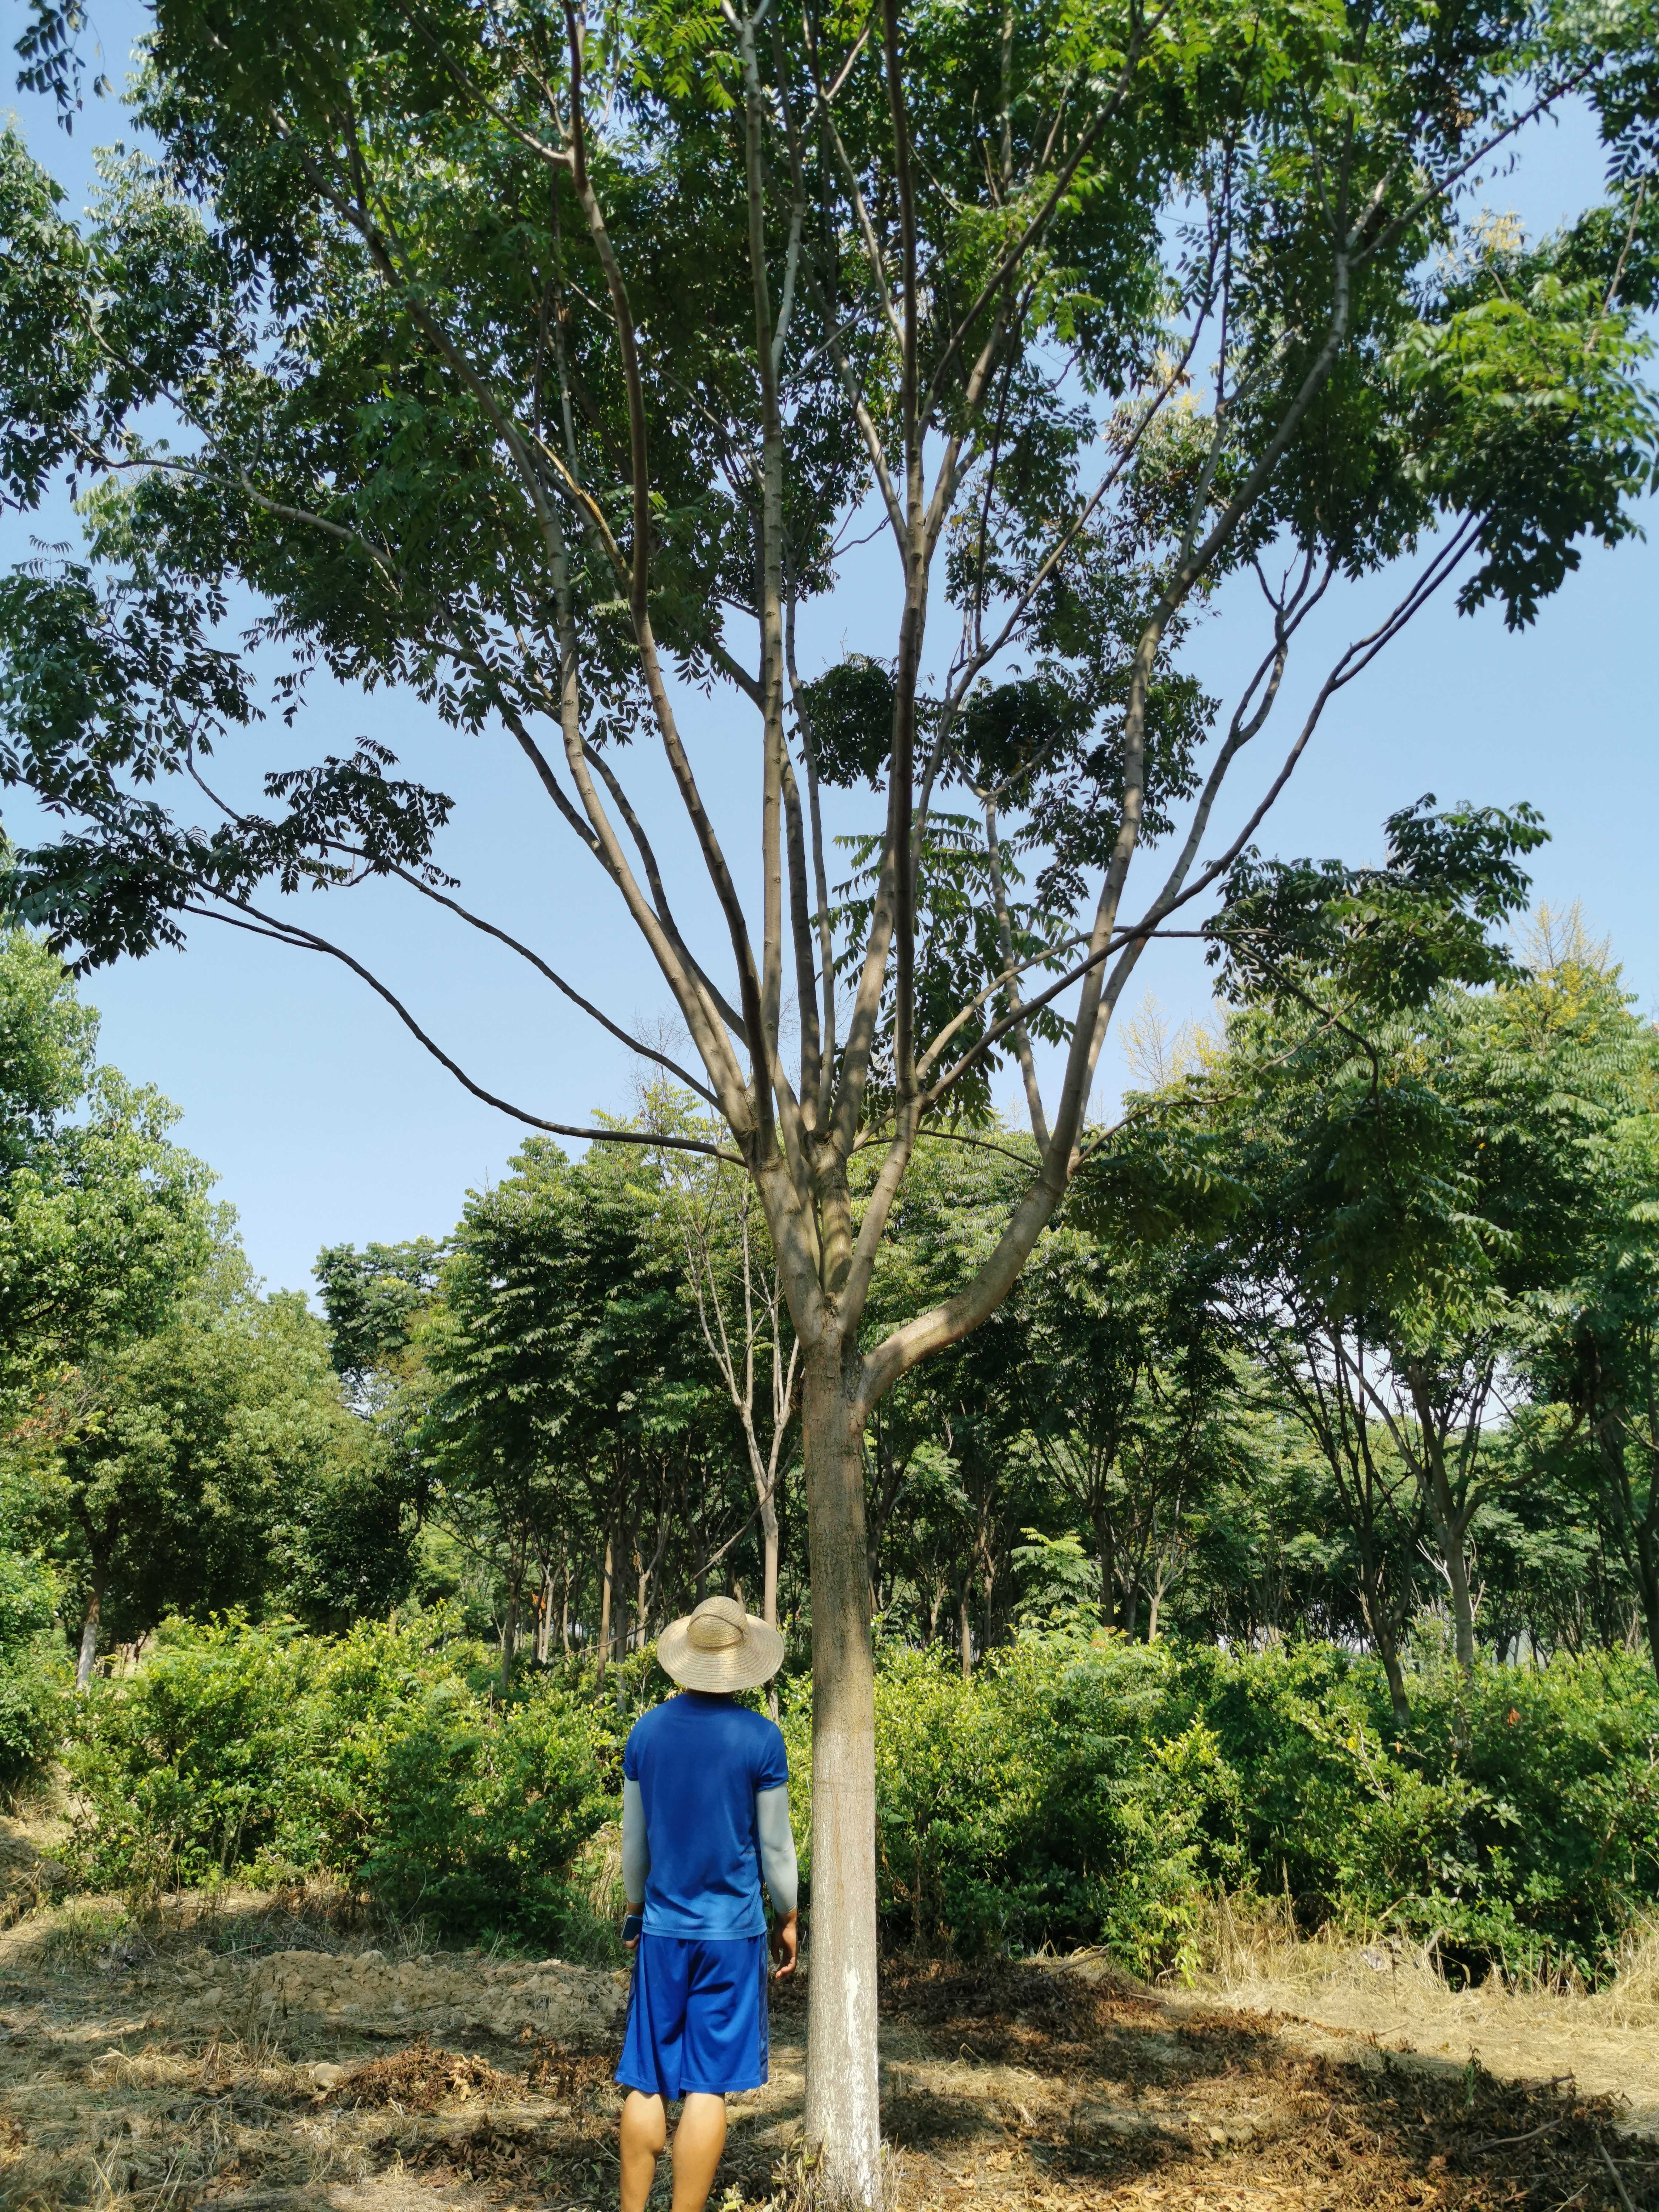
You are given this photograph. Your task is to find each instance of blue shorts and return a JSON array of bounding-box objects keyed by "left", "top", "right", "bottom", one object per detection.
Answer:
[{"left": 616, "top": 1932, "right": 769, "bottom": 2099}]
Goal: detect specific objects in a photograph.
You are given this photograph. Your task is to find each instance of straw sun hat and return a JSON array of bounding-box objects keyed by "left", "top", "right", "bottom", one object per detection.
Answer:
[{"left": 657, "top": 1594, "right": 785, "bottom": 1694}]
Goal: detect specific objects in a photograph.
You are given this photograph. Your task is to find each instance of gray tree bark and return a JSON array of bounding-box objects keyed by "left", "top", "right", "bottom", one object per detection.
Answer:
[
  {"left": 75, "top": 1568, "right": 105, "bottom": 1691},
  {"left": 801, "top": 1339, "right": 883, "bottom": 2208}
]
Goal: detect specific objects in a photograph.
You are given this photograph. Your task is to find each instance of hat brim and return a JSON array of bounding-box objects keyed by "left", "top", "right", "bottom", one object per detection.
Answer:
[{"left": 657, "top": 1612, "right": 785, "bottom": 1692}]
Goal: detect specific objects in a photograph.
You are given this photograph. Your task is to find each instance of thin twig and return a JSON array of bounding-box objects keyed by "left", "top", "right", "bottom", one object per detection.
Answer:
[{"left": 1598, "top": 2137, "right": 1637, "bottom": 2212}]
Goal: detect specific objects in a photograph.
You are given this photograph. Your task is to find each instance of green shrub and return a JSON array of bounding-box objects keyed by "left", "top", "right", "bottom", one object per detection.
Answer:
[
  {"left": 1185, "top": 1639, "right": 1659, "bottom": 1980},
  {"left": 782, "top": 1632, "right": 1241, "bottom": 1977},
  {"left": 352, "top": 1673, "right": 614, "bottom": 1942},
  {"left": 0, "top": 1551, "right": 58, "bottom": 1653},
  {"left": 60, "top": 1612, "right": 1659, "bottom": 1984},
  {"left": 0, "top": 1551, "right": 68, "bottom": 1800},
  {"left": 63, "top": 1615, "right": 307, "bottom": 1893},
  {"left": 63, "top": 1611, "right": 616, "bottom": 1943},
  {"left": 0, "top": 1642, "right": 65, "bottom": 1801},
  {"left": 784, "top": 1631, "right": 1659, "bottom": 1982}
]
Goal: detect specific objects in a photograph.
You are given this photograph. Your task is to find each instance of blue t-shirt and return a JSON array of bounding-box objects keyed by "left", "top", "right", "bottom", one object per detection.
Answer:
[{"left": 623, "top": 1691, "right": 789, "bottom": 1939}]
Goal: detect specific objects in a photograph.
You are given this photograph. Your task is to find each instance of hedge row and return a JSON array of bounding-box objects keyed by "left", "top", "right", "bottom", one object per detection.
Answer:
[{"left": 28, "top": 1612, "right": 1659, "bottom": 1979}]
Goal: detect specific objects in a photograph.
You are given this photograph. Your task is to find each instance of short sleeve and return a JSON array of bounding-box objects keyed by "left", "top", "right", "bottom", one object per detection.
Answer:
[
  {"left": 754, "top": 1718, "right": 788, "bottom": 1793},
  {"left": 623, "top": 1722, "right": 643, "bottom": 1782}
]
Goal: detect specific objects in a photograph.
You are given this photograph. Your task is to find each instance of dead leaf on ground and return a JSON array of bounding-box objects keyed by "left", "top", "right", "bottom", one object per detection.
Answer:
[{"left": 322, "top": 2035, "right": 517, "bottom": 2112}]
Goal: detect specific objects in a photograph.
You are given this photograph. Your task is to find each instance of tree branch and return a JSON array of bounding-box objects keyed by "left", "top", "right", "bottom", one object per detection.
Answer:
[{"left": 185, "top": 899, "right": 740, "bottom": 1158}]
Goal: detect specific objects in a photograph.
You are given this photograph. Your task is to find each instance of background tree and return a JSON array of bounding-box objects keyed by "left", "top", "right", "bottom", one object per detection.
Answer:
[
  {"left": 1174, "top": 1407, "right": 1346, "bottom": 1647},
  {"left": 421, "top": 1136, "right": 758, "bottom": 1690},
  {"left": 639, "top": 1084, "right": 800, "bottom": 1629},
  {"left": 1145, "top": 818, "right": 1654, "bottom": 1681},
  {"left": 1510, "top": 922, "right": 1659, "bottom": 1678},
  {"left": 8, "top": 1241, "right": 365, "bottom": 1681},
  {"left": 1203, "top": 1008, "right": 1435, "bottom": 1719},
  {"left": 1019, "top": 1224, "right": 1238, "bottom": 1636},
  {"left": 0, "top": 927, "right": 212, "bottom": 1404},
  {"left": 314, "top": 1238, "right": 444, "bottom": 1411}
]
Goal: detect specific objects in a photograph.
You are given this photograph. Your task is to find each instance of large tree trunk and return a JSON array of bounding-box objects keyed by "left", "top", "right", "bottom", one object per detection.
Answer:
[
  {"left": 801, "top": 1338, "right": 883, "bottom": 2207},
  {"left": 75, "top": 1566, "right": 105, "bottom": 1691}
]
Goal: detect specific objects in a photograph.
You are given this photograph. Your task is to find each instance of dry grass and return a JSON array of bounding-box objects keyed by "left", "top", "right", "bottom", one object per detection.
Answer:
[
  {"left": 0, "top": 1876, "right": 1653, "bottom": 2212},
  {"left": 1183, "top": 1895, "right": 1659, "bottom": 2133},
  {"left": 0, "top": 1810, "right": 70, "bottom": 1935},
  {"left": 1196, "top": 1890, "right": 1659, "bottom": 2012}
]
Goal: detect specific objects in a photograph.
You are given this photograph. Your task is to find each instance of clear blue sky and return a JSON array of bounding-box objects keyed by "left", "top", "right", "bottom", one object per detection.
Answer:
[{"left": 3, "top": 17, "right": 1655, "bottom": 1296}]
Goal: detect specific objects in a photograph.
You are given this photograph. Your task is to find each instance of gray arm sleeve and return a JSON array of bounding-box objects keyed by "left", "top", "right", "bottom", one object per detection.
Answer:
[
  {"left": 621, "top": 1777, "right": 649, "bottom": 1905},
  {"left": 756, "top": 1784, "right": 798, "bottom": 1915}
]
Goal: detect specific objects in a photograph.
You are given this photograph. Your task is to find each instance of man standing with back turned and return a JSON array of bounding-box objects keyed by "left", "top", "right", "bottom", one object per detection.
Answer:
[{"left": 616, "top": 1594, "right": 800, "bottom": 2212}]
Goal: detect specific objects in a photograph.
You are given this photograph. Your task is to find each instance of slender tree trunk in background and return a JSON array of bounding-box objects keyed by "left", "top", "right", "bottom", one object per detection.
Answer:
[
  {"left": 1365, "top": 1540, "right": 1414, "bottom": 1726},
  {"left": 536, "top": 1562, "right": 554, "bottom": 1664},
  {"left": 500, "top": 1538, "right": 523, "bottom": 1695},
  {"left": 1355, "top": 1537, "right": 1412, "bottom": 1727},
  {"left": 635, "top": 1513, "right": 669, "bottom": 1651},
  {"left": 1426, "top": 1463, "right": 1477, "bottom": 1673},
  {"left": 675, "top": 1182, "right": 798, "bottom": 1641},
  {"left": 561, "top": 1552, "right": 572, "bottom": 1658},
  {"left": 1093, "top": 1501, "right": 1116, "bottom": 1632},
  {"left": 1600, "top": 1417, "right": 1659, "bottom": 1686},
  {"left": 1632, "top": 1517, "right": 1659, "bottom": 1688},
  {"left": 596, "top": 1536, "right": 613, "bottom": 1685},
  {"left": 1377, "top": 1634, "right": 1411, "bottom": 1729},
  {"left": 761, "top": 1484, "right": 783, "bottom": 1722},
  {"left": 1400, "top": 1370, "right": 1479, "bottom": 1674},
  {"left": 957, "top": 1583, "right": 973, "bottom": 1681},
  {"left": 761, "top": 1489, "right": 780, "bottom": 1628},
  {"left": 801, "top": 1338, "right": 882, "bottom": 2209},
  {"left": 615, "top": 1509, "right": 632, "bottom": 1708},
  {"left": 1442, "top": 1532, "right": 1476, "bottom": 1670},
  {"left": 75, "top": 1564, "right": 106, "bottom": 1691}
]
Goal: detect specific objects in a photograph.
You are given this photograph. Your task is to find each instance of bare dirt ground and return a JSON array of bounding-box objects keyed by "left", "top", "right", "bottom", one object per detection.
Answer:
[{"left": 0, "top": 1823, "right": 1653, "bottom": 2212}]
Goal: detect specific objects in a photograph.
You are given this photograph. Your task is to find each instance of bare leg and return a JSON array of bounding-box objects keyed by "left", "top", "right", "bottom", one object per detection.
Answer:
[
  {"left": 620, "top": 2090, "right": 667, "bottom": 2212},
  {"left": 670, "top": 2092, "right": 727, "bottom": 2212}
]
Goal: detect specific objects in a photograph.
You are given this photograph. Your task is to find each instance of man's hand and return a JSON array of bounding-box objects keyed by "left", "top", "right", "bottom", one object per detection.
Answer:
[
  {"left": 622, "top": 1906, "right": 643, "bottom": 1953},
  {"left": 769, "top": 1908, "right": 799, "bottom": 1980}
]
